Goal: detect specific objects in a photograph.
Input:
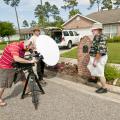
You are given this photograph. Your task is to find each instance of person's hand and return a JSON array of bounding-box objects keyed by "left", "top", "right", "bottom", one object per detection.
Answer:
[
  {"left": 29, "top": 59, "right": 37, "bottom": 64},
  {"left": 93, "top": 53, "right": 101, "bottom": 67}
]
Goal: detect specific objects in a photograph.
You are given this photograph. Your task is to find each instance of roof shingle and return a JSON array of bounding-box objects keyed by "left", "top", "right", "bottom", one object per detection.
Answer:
[{"left": 87, "top": 8, "right": 120, "bottom": 24}]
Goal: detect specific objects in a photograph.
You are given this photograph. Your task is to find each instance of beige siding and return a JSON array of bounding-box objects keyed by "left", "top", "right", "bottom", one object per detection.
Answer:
[{"left": 117, "top": 24, "right": 120, "bottom": 36}]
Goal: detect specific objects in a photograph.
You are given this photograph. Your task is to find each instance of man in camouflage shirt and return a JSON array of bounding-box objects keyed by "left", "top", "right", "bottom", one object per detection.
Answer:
[
  {"left": 89, "top": 34, "right": 108, "bottom": 57},
  {"left": 88, "top": 23, "right": 108, "bottom": 94}
]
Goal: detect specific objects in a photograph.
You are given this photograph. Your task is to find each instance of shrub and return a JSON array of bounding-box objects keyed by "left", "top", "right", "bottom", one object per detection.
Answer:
[
  {"left": 107, "top": 36, "right": 120, "bottom": 43},
  {"left": 105, "top": 65, "right": 120, "bottom": 82}
]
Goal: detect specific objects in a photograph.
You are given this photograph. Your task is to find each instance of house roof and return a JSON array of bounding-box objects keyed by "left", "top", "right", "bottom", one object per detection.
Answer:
[
  {"left": 87, "top": 8, "right": 120, "bottom": 24},
  {"left": 16, "top": 28, "right": 33, "bottom": 34},
  {"left": 16, "top": 26, "right": 40, "bottom": 34},
  {"left": 62, "top": 14, "right": 99, "bottom": 26}
]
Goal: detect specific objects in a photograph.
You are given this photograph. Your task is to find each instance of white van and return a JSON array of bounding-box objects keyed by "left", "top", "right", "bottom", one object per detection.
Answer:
[{"left": 45, "top": 27, "right": 79, "bottom": 49}]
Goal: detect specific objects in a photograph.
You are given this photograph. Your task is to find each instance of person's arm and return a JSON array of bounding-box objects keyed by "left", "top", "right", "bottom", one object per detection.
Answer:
[
  {"left": 93, "top": 36, "right": 101, "bottom": 67},
  {"left": 10, "top": 45, "right": 35, "bottom": 64},
  {"left": 13, "top": 56, "right": 35, "bottom": 64}
]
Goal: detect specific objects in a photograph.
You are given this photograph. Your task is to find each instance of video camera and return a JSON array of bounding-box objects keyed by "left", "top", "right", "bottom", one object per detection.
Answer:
[{"left": 12, "top": 49, "right": 43, "bottom": 71}]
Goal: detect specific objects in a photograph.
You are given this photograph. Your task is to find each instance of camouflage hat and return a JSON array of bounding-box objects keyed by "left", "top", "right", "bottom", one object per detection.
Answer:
[{"left": 91, "top": 23, "right": 103, "bottom": 30}]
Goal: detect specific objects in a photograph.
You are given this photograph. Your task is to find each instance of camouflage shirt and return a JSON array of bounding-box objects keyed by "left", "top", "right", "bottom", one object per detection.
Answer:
[{"left": 89, "top": 34, "right": 108, "bottom": 57}]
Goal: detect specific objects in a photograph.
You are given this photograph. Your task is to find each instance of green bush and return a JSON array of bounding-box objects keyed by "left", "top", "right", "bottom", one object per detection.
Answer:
[
  {"left": 107, "top": 36, "right": 120, "bottom": 43},
  {"left": 105, "top": 65, "right": 120, "bottom": 81}
]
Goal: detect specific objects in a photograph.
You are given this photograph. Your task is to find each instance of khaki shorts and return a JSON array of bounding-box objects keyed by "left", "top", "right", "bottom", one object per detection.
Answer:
[{"left": 0, "top": 69, "right": 26, "bottom": 88}]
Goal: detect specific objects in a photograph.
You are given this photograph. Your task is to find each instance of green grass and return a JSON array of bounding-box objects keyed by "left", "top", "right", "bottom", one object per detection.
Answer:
[
  {"left": 61, "top": 43, "right": 120, "bottom": 64},
  {"left": 108, "top": 43, "right": 120, "bottom": 64},
  {"left": 0, "top": 44, "right": 6, "bottom": 50},
  {"left": 61, "top": 48, "right": 78, "bottom": 59}
]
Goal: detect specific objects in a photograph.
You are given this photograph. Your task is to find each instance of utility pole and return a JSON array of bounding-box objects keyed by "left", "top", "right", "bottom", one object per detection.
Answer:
[
  {"left": 40, "top": 0, "right": 42, "bottom": 5},
  {"left": 14, "top": 5, "right": 21, "bottom": 39},
  {"left": 13, "top": 0, "right": 21, "bottom": 40}
]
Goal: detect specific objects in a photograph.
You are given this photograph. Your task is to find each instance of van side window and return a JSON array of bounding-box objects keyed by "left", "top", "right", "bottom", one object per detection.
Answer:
[
  {"left": 74, "top": 31, "right": 78, "bottom": 36},
  {"left": 63, "top": 31, "right": 69, "bottom": 36},
  {"left": 69, "top": 31, "right": 74, "bottom": 36}
]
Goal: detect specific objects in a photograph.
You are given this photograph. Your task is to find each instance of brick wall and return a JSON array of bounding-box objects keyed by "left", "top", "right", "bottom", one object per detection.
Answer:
[
  {"left": 63, "top": 16, "right": 94, "bottom": 29},
  {"left": 78, "top": 36, "right": 92, "bottom": 78}
]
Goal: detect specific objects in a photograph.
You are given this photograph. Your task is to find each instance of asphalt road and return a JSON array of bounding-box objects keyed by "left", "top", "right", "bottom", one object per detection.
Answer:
[{"left": 0, "top": 77, "right": 120, "bottom": 120}]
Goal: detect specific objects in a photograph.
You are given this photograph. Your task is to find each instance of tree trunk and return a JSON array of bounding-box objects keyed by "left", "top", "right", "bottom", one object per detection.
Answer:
[{"left": 7, "top": 36, "right": 10, "bottom": 43}]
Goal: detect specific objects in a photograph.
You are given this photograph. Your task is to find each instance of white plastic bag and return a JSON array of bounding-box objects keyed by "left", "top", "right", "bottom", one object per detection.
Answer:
[{"left": 87, "top": 55, "right": 108, "bottom": 77}]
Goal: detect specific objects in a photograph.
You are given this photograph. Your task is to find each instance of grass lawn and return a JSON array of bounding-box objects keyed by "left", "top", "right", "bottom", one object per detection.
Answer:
[
  {"left": 0, "top": 44, "right": 6, "bottom": 50},
  {"left": 61, "top": 43, "right": 120, "bottom": 64}
]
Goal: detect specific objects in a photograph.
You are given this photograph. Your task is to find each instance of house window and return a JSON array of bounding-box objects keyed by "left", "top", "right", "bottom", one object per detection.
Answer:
[{"left": 103, "top": 24, "right": 118, "bottom": 37}]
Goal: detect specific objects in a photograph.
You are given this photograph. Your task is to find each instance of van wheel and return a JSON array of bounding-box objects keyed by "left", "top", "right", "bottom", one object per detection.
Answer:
[{"left": 67, "top": 41, "right": 72, "bottom": 49}]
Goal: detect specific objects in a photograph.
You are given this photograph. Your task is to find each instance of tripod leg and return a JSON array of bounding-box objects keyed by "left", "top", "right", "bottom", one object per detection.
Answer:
[
  {"left": 21, "top": 78, "right": 29, "bottom": 99},
  {"left": 35, "top": 78, "right": 45, "bottom": 94}
]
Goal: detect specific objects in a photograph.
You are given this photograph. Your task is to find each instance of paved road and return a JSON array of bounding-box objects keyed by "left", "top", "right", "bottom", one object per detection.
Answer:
[{"left": 0, "top": 77, "right": 120, "bottom": 120}]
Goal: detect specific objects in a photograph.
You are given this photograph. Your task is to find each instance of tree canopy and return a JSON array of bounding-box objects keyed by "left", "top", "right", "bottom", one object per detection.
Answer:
[
  {"left": 89, "top": 0, "right": 120, "bottom": 11},
  {"left": 3, "top": 0, "right": 20, "bottom": 7},
  {"left": 0, "top": 21, "right": 16, "bottom": 38},
  {"left": 35, "top": 2, "right": 61, "bottom": 27},
  {"left": 22, "top": 20, "right": 29, "bottom": 27},
  {"left": 69, "top": 9, "right": 81, "bottom": 18}
]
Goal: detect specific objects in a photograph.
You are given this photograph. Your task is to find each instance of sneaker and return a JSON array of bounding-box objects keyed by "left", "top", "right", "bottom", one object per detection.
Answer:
[
  {"left": 96, "top": 88, "right": 108, "bottom": 94},
  {"left": 95, "top": 87, "right": 103, "bottom": 93}
]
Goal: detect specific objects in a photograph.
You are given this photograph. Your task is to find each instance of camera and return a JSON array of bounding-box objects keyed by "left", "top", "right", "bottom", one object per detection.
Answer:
[{"left": 12, "top": 50, "right": 43, "bottom": 71}]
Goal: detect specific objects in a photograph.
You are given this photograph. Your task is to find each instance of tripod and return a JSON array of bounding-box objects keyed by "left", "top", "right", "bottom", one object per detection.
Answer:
[
  {"left": 21, "top": 64, "right": 45, "bottom": 99},
  {"left": 13, "top": 51, "right": 45, "bottom": 109}
]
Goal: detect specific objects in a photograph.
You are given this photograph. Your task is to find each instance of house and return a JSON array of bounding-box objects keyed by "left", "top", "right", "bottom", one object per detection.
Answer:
[
  {"left": 63, "top": 8, "right": 120, "bottom": 38},
  {"left": 3, "top": 27, "right": 45, "bottom": 41},
  {"left": 87, "top": 8, "right": 120, "bottom": 37},
  {"left": 62, "top": 14, "right": 98, "bottom": 37},
  {"left": 3, "top": 28, "right": 33, "bottom": 41}
]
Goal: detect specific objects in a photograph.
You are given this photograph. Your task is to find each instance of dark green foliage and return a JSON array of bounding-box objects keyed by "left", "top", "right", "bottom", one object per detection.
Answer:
[
  {"left": 107, "top": 36, "right": 120, "bottom": 43},
  {"left": 22, "top": 20, "right": 29, "bottom": 27},
  {"left": 105, "top": 65, "right": 120, "bottom": 81},
  {"left": 89, "top": 0, "right": 120, "bottom": 10},
  {"left": 0, "top": 21, "right": 16, "bottom": 38},
  {"left": 35, "top": 2, "right": 63, "bottom": 27},
  {"left": 3, "top": 0, "right": 20, "bottom": 7},
  {"left": 69, "top": 9, "right": 81, "bottom": 18}
]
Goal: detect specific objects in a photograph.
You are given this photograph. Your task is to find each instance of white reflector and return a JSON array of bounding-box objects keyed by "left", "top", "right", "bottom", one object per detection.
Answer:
[{"left": 36, "top": 35, "right": 60, "bottom": 66}]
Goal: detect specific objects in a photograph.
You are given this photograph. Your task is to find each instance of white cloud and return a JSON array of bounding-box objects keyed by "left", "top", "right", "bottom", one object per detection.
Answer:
[{"left": 78, "top": 0, "right": 90, "bottom": 5}]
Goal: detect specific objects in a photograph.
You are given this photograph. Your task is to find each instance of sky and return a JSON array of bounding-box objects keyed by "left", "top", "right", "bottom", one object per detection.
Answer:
[{"left": 0, "top": 0, "right": 98, "bottom": 28}]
